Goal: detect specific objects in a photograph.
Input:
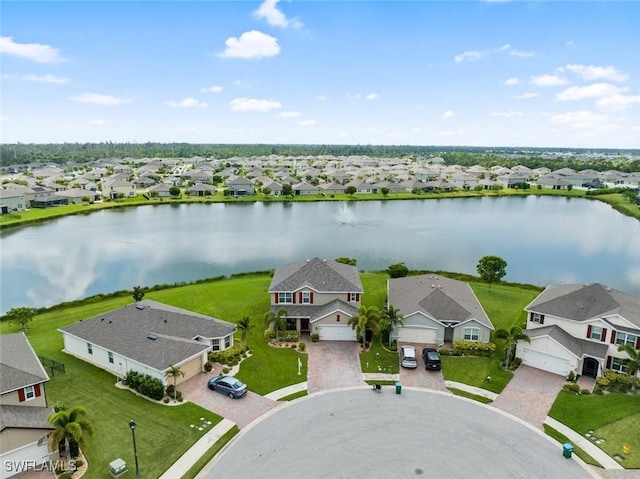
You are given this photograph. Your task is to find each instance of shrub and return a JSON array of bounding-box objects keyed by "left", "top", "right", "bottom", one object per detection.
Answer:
[
  {"left": 567, "top": 371, "right": 576, "bottom": 382},
  {"left": 208, "top": 340, "right": 246, "bottom": 365},
  {"left": 58, "top": 474, "right": 73, "bottom": 479},
  {"left": 124, "top": 370, "right": 164, "bottom": 400},
  {"left": 298, "top": 342, "right": 306, "bottom": 352},
  {"left": 166, "top": 384, "right": 175, "bottom": 396},
  {"left": 580, "top": 389, "right": 591, "bottom": 395},
  {"left": 452, "top": 340, "right": 496, "bottom": 356},
  {"left": 278, "top": 330, "right": 300, "bottom": 342},
  {"left": 204, "top": 361, "right": 213, "bottom": 372},
  {"left": 510, "top": 357, "right": 522, "bottom": 369},
  {"left": 222, "top": 367, "right": 230, "bottom": 374},
  {"left": 163, "top": 397, "right": 170, "bottom": 403},
  {"left": 310, "top": 333, "right": 319, "bottom": 342},
  {"left": 596, "top": 376, "right": 610, "bottom": 387},
  {"left": 562, "top": 383, "right": 580, "bottom": 393}
]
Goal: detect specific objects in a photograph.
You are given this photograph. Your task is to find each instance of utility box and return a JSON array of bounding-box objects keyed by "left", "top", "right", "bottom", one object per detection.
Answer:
[
  {"left": 562, "top": 443, "right": 574, "bottom": 458},
  {"left": 109, "top": 458, "right": 128, "bottom": 478},
  {"left": 395, "top": 382, "right": 402, "bottom": 394}
]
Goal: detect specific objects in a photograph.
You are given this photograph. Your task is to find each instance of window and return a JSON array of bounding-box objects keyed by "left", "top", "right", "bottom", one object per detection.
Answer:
[
  {"left": 108, "top": 352, "right": 114, "bottom": 364},
  {"left": 589, "top": 326, "right": 602, "bottom": 341},
  {"left": 87, "top": 343, "right": 93, "bottom": 355},
  {"left": 532, "top": 313, "right": 543, "bottom": 324},
  {"left": 212, "top": 339, "right": 220, "bottom": 351},
  {"left": 24, "top": 385, "right": 35, "bottom": 400},
  {"left": 349, "top": 293, "right": 358, "bottom": 302},
  {"left": 225, "top": 335, "right": 231, "bottom": 348},
  {"left": 611, "top": 357, "right": 628, "bottom": 374},
  {"left": 302, "top": 291, "right": 311, "bottom": 304},
  {"left": 464, "top": 328, "right": 480, "bottom": 341},
  {"left": 286, "top": 317, "right": 297, "bottom": 330},
  {"left": 616, "top": 332, "right": 637, "bottom": 347},
  {"left": 278, "top": 292, "right": 293, "bottom": 304}
]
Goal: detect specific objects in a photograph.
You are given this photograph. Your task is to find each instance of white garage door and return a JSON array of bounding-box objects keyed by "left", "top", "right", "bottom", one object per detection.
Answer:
[
  {"left": 397, "top": 327, "right": 437, "bottom": 344},
  {"left": 522, "top": 348, "right": 570, "bottom": 376},
  {"left": 1, "top": 441, "right": 50, "bottom": 478},
  {"left": 318, "top": 325, "right": 357, "bottom": 341}
]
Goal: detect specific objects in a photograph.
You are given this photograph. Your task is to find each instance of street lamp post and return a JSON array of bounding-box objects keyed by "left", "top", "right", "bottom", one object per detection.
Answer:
[{"left": 129, "top": 420, "right": 141, "bottom": 476}]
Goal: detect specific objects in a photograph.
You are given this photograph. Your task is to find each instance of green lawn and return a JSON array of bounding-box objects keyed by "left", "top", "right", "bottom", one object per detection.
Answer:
[
  {"left": 548, "top": 392, "right": 640, "bottom": 468},
  {"left": 447, "top": 387, "right": 493, "bottom": 404},
  {"left": 542, "top": 424, "right": 600, "bottom": 467},
  {"left": 441, "top": 356, "right": 513, "bottom": 394}
]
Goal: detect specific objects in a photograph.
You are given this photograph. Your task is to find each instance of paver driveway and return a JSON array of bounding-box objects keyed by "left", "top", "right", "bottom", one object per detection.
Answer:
[
  {"left": 307, "top": 341, "right": 364, "bottom": 393},
  {"left": 398, "top": 342, "right": 447, "bottom": 391},
  {"left": 492, "top": 365, "right": 566, "bottom": 429},
  {"left": 179, "top": 372, "right": 280, "bottom": 428}
]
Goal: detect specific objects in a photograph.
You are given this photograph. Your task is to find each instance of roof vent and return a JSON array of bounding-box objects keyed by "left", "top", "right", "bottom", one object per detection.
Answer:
[
  {"left": 147, "top": 334, "right": 158, "bottom": 340},
  {"left": 432, "top": 284, "right": 435, "bottom": 288},
  {"left": 135, "top": 303, "right": 146, "bottom": 310}
]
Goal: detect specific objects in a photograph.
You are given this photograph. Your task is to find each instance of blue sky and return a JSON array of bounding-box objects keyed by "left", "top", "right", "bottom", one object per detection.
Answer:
[{"left": 1, "top": 1, "right": 639, "bottom": 148}]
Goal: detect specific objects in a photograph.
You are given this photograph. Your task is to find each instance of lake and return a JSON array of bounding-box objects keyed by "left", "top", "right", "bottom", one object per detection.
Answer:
[{"left": 1, "top": 196, "right": 639, "bottom": 314}]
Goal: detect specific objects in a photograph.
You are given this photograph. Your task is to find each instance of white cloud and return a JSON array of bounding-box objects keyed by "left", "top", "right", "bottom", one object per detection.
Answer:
[
  {"left": 0, "top": 36, "right": 66, "bottom": 63},
  {"left": 316, "top": 95, "right": 327, "bottom": 101},
  {"left": 88, "top": 119, "right": 104, "bottom": 125},
  {"left": 565, "top": 64, "right": 627, "bottom": 82},
  {"left": 555, "top": 83, "right": 621, "bottom": 101},
  {"left": 530, "top": 74, "right": 569, "bottom": 87},
  {"left": 230, "top": 97, "right": 281, "bottom": 112},
  {"left": 24, "top": 73, "right": 69, "bottom": 84},
  {"left": 365, "top": 93, "right": 379, "bottom": 100},
  {"left": 596, "top": 94, "right": 640, "bottom": 111},
  {"left": 278, "top": 111, "right": 301, "bottom": 118},
  {"left": 491, "top": 110, "right": 523, "bottom": 117},
  {"left": 549, "top": 110, "right": 608, "bottom": 129},
  {"left": 443, "top": 110, "right": 455, "bottom": 119},
  {"left": 300, "top": 120, "right": 316, "bottom": 126},
  {"left": 346, "top": 92, "right": 378, "bottom": 101},
  {"left": 164, "top": 97, "right": 207, "bottom": 108},
  {"left": 454, "top": 50, "right": 482, "bottom": 63},
  {"left": 201, "top": 85, "right": 223, "bottom": 93},
  {"left": 504, "top": 77, "right": 519, "bottom": 86},
  {"left": 71, "top": 93, "right": 130, "bottom": 105},
  {"left": 509, "top": 49, "right": 535, "bottom": 58},
  {"left": 254, "top": 0, "right": 303, "bottom": 29},
  {"left": 219, "top": 31, "right": 280, "bottom": 59},
  {"left": 515, "top": 92, "right": 539, "bottom": 100}
]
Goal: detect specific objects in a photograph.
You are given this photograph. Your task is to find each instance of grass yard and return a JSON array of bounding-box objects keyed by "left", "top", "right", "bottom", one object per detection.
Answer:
[
  {"left": 441, "top": 356, "right": 513, "bottom": 394},
  {"left": 548, "top": 392, "right": 640, "bottom": 468},
  {"left": 542, "top": 424, "right": 599, "bottom": 467},
  {"left": 447, "top": 388, "right": 493, "bottom": 404}
]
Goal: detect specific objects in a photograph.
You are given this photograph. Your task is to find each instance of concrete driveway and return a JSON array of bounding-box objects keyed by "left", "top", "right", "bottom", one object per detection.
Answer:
[
  {"left": 492, "top": 365, "right": 566, "bottom": 429},
  {"left": 204, "top": 388, "right": 593, "bottom": 479},
  {"left": 398, "top": 343, "right": 447, "bottom": 391},
  {"left": 179, "top": 372, "right": 280, "bottom": 428},
  {"left": 307, "top": 341, "right": 364, "bottom": 393}
]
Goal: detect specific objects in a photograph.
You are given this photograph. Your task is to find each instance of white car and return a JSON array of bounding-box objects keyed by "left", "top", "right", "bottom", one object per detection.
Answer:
[{"left": 400, "top": 345, "right": 418, "bottom": 369}]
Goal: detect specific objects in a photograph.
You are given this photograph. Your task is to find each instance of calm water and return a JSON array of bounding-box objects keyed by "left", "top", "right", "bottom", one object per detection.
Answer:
[{"left": 1, "top": 196, "right": 639, "bottom": 314}]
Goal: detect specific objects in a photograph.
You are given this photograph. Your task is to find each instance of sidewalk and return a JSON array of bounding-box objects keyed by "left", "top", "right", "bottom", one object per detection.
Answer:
[
  {"left": 544, "top": 417, "right": 624, "bottom": 470},
  {"left": 444, "top": 380, "right": 499, "bottom": 401},
  {"left": 264, "top": 381, "right": 308, "bottom": 400}
]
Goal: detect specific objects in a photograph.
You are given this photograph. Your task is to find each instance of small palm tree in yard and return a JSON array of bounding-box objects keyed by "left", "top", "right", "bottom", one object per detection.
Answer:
[
  {"left": 617, "top": 344, "right": 640, "bottom": 392},
  {"left": 382, "top": 304, "right": 404, "bottom": 348},
  {"left": 165, "top": 364, "right": 184, "bottom": 401},
  {"left": 495, "top": 326, "right": 530, "bottom": 369},
  {"left": 48, "top": 405, "right": 94, "bottom": 463},
  {"left": 348, "top": 305, "right": 381, "bottom": 349},
  {"left": 237, "top": 315, "right": 253, "bottom": 344},
  {"left": 264, "top": 308, "right": 288, "bottom": 343}
]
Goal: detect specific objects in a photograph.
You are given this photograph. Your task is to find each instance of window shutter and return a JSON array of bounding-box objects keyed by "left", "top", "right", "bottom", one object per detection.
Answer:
[
  {"left": 310, "top": 292, "right": 314, "bottom": 304},
  {"left": 529, "top": 312, "right": 533, "bottom": 322},
  {"left": 293, "top": 293, "right": 296, "bottom": 304},
  {"left": 606, "top": 356, "right": 612, "bottom": 369},
  {"left": 275, "top": 293, "right": 278, "bottom": 304},
  {"left": 347, "top": 293, "right": 350, "bottom": 301},
  {"left": 299, "top": 292, "right": 303, "bottom": 303},
  {"left": 636, "top": 336, "right": 640, "bottom": 349},
  {"left": 586, "top": 324, "right": 592, "bottom": 338},
  {"left": 35, "top": 384, "right": 41, "bottom": 397},
  {"left": 610, "top": 330, "right": 617, "bottom": 344},
  {"left": 601, "top": 328, "right": 607, "bottom": 343},
  {"left": 18, "top": 389, "right": 25, "bottom": 402},
  {"left": 540, "top": 315, "right": 545, "bottom": 325},
  {"left": 356, "top": 293, "right": 360, "bottom": 302}
]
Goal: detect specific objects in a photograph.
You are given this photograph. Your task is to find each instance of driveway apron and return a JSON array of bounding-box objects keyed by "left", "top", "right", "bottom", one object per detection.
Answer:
[
  {"left": 179, "top": 373, "right": 280, "bottom": 429},
  {"left": 492, "top": 365, "right": 566, "bottom": 429},
  {"left": 398, "top": 342, "right": 447, "bottom": 391},
  {"left": 307, "top": 341, "right": 364, "bottom": 394}
]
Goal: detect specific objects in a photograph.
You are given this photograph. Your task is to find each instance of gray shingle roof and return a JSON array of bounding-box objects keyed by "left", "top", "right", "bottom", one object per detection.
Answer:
[
  {"left": 527, "top": 325, "right": 609, "bottom": 359},
  {"left": 269, "top": 257, "right": 363, "bottom": 293},
  {"left": 59, "top": 300, "right": 236, "bottom": 371},
  {"left": 271, "top": 299, "right": 358, "bottom": 321},
  {"left": 0, "top": 333, "right": 50, "bottom": 395},
  {"left": 0, "top": 405, "right": 54, "bottom": 432},
  {"left": 388, "top": 275, "right": 493, "bottom": 328},
  {"left": 527, "top": 283, "right": 640, "bottom": 327}
]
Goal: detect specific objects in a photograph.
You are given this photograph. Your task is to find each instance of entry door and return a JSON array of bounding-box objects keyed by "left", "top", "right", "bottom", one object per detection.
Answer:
[
  {"left": 582, "top": 357, "right": 599, "bottom": 378},
  {"left": 301, "top": 319, "right": 310, "bottom": 332}
]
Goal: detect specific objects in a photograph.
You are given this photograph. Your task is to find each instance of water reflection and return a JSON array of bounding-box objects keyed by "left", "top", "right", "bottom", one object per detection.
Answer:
[{"left": 1, "top": 196, "right": 639, "bottom": 313}]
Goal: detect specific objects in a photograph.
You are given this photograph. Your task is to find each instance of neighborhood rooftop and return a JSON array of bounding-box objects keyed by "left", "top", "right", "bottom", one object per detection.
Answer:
[
  {"left": 269, "top": 257, "right": 363, "bottom": 293},
  {"left": 0, "top": 333, "right": 50, "bottom": 395}
]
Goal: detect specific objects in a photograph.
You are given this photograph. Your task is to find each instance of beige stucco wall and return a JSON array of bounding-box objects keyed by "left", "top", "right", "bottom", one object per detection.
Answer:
[
  {"left": 0, "top": 389, "right": 47, "bottom": 407},
  {"left": 452, "top": 321, "right": 492, "bottom": 343},
  {"left": 175, "top": 355, "right": 204, "bottom": 384},
  {"left": 0, "top": 428, "right": 48, "bottom": 453}
]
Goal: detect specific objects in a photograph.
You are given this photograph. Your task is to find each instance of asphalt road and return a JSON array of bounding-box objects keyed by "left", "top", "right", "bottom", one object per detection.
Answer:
[{"left": 203, "top": 387, "right": 594, "bottom": 479}]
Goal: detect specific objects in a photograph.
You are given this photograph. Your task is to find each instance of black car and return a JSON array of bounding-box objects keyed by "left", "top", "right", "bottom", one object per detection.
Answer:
[{"left": 422, "top": 348, "right": 442, "bottom": 371}]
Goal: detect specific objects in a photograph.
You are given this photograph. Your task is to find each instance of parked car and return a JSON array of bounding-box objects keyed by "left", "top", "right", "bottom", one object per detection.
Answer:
[
  {"left": 422, "top": 348, "right": 442, "bottom": 371},
  {"left": 400, "top": 345, "right": 418, "bottom": 369},
  {"left": 207, "top": 375, "right": 248, "bottom": 398}
]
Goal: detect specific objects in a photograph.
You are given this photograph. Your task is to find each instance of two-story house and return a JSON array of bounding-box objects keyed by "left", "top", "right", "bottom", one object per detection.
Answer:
[
  {"left": 0, "top": 333, "right": 54, "bottom": 477},
  {"left": 517, "top": 283, "right": 640, "bottom": 378},
  {"left": 267, "top": 257, "right": 364, "bottom": 341}
]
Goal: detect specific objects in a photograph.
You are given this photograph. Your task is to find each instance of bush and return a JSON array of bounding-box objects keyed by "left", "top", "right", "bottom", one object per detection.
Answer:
[
  {"left": 208, "top": 340, "right": 246, "bottom": 365},
  {"left": 387, "top": 262, "right": 409, "bottom": 278},
  {"left": 264, "top": 329, "right": 276, "bottom": 340},
  {"left": 166, "top": 384, "right": 175, "bottom": 396},
  {"left": 279, "top": 330, "right": 300, "bottom": 342},
  {"left": 204, "top": 361, "right": 213, "bottom": 372},
  {"left": 58, "top": 474, "right": 73, "bottom": 479},
  {"left": 567, "top": 371, "right": 576, "bottom": 382},
  {"left": 562, "top": 383, "right": 581, "bottom": 393},
  {"left": 163, "top": 397, "right": 170, "bottom": 403},
  {"left": 510, "top": 357, "right": 522, "bottom": 370},
  {"left": 310, "top": 333, "right": 319, "bottom": 342},
  {"left": 298, "top": 342, "right": 306, "bottom": 352},
  {"left": 580, "top": 389, "right": 591, "bottom": 395},
  {"left": 452, "top": 340, "right": 496, "bottom": 356},
  {"left": 222, "top": 367, "right": 230, "bottom": 374},
  {"left": 124, "top": 370, "right": 164, "bottom": 400}
]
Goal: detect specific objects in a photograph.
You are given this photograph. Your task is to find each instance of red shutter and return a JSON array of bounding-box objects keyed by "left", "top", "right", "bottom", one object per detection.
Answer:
[
  {"left": 610, "top": 330, "right": 617, "bottom": 344},
  {"left": 601, "top": 328, "right": 607, "bottom": 343},
  {"left": 636, "top": 336, "right": 640, "bottom": 349},
  {"left": 529, "top": 312, "right": 533, "bottom": 322},
  {"left": 274, "top": 293, "right": 279, "bottom": 304},
  {"left": 34, "top": 384, "right": 41, "bottom": 397},
  {"left": 293, "top": 293, "right": 296, "bottom": 304},
  {"left": 18, "top": 389, "right": 25, "bottom": 402},
  {"left": 586, "top": 324, "right": 592, "bottom": 338},
  {"left": 356, "top": 293, "right": 360, "bottom": 301},
  {"left": 606, "top": 356, "right": 612, "bottom": 369},
  {"left": 540, "top": 315, "right": 545, "bottom": 325},
  {"left": 299, "top": 292, "right": 303, "bottom": 303},
  {"left": 347, "top": 293, "right": 350, "bottom": 301},
  {"left": 310, "top": 292, "right": 314, "bottom": 304}
]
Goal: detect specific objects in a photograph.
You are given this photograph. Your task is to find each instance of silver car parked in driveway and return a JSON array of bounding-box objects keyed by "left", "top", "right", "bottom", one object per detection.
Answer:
[
  {"left": 400, "top": 345, "right": 418, "bottom": 368},
  {"left": 208, "top": 375, "right": 248, "bottom": 398}
]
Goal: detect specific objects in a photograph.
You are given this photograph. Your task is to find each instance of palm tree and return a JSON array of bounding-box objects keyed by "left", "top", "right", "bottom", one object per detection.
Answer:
[
  {"left": 165, "top": 364, "right": 184, "bottom": 401},
  {"left": 48, "top": 405, "right": 94, "bottom": 462},
  {"left": 382, "top": 304, "right": 404, "bottom": 347},
  {"left": 495, "top": 326, "right": 530, "bottom": 369},
  {"left": 617, "top": 344, "right": 640, "bottom": 392},
  {"left": 237, "top": 315, "right": 253, "bottom": 344},
  {"left": 348, "top": 305, "right": 381, "bottom": 349},
  {"left": 264, "top": 308, "right": 288, "bottom": 342}
]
